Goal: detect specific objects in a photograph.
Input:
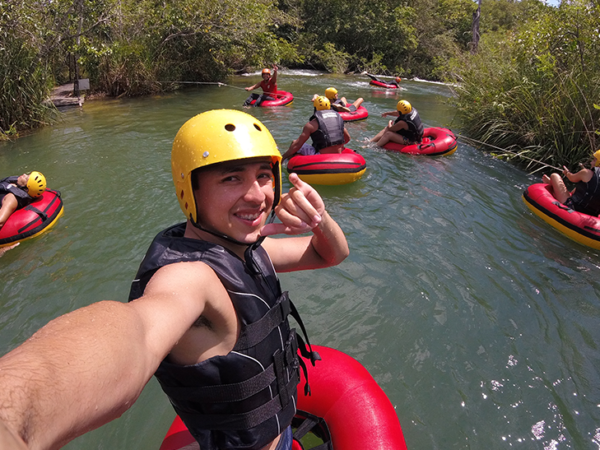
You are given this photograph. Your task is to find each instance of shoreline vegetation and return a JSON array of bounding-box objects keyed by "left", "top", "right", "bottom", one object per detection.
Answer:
[{"left": 1, "top": 0, "right": 598, "bottom": 172}]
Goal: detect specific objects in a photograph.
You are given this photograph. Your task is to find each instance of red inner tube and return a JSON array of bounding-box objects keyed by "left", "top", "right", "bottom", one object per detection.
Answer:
[
  {"left": 382, "top": 127, "right": 457, "bottom": 156},
  {"left": 159, "top": 345, "right": 406, "bottom": 450},
  {"left": 0, "top": 189, "right": 63, "bottom": 245},
  {"left": 338, "top": 105, "right": 369, "bottom": 122},
  {"left": 249, "top": 90, "right": 294, "bottom": 107},
  {"left": 287, "top": 148, "right": 366, "bottom": 176},
  {"left": 369, "top": 80, "right": 399, "bottom": 89},
  {"left": 524, "top": 183, "right": 600, "bottom": 241}
]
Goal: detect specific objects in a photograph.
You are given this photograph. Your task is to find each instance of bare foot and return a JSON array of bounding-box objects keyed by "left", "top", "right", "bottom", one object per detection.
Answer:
[{"left": 542, "top": 174, "right": 551, "bottom": 184}]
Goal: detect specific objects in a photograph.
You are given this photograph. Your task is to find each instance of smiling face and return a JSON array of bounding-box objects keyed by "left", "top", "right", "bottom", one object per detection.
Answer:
[{"left": 191, "top": 158, "right": 275, "bottom": 250}]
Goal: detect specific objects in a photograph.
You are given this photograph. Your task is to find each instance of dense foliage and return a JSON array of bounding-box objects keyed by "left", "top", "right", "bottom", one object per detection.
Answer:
[
  {"left": 450, "top": 0, "right": 600, "bottom": 171},
  {"left": 1, "top": 0, "right": 599, "bottom": 170}
]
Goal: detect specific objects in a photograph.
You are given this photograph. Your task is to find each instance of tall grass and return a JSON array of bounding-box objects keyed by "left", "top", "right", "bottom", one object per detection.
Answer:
[
  {"left": 0, "top": 35, "right": 55, "bottom": 139},
  {"left": 450, "top": 39, "right": 599, "bottom": 172}
]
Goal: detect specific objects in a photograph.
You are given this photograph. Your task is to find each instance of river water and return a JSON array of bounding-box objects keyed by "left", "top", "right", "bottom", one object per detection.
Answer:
[{"left": 1, "top": 71, "right": 599, "bottom": 450}]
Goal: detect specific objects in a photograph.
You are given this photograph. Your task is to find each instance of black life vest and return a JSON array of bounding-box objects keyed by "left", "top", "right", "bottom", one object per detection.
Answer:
[
  {"left": 394, "top": 108, "right": 424, "bottom": 142},
  {"left": 128, "top": 223, "right": 318, "bottom": 450},
  {"left": 0, "top": 176, "right": 33, "bottom": 209},
  {"left": 309, "top": 110, "right": 345, "bottom": 151},
  {"left": 570, "top": 167, "right": 600, "bottom": 216}
]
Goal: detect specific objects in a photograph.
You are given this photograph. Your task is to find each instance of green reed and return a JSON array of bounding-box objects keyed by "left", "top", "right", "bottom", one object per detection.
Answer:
[{"left": 0, "top": 35, "right": 55, "bottom": 140}]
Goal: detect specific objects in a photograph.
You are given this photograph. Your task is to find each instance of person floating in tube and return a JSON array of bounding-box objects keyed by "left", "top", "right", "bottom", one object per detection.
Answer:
[
  {"left": 366, "top": 73, "right": 402, "bottom": 88},
  {"left": 311, "top": 87, "right": 364, "bottom": 113},
  {"left": 0, "top": 171, "right": 46, "bottom": 230},
  {"left": 243, "top": 65, "right": 279, "bottom": 107},
  {"left": 282, "top": 96, "right": 351, "bottom": 160},
  {"left": 0, "top": 110, "right": 349, "bottom": 450},
  {"left": 542, "top": 150, "right": 600, "bottom": 217},
  {"left": 371, "top": 100, "right": 424, "bottom": 147}
]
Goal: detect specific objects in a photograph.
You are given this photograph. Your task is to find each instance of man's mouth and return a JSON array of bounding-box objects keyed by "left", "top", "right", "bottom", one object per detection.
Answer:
[{"left": 236, "top": 211, "right": 263, "bottom": 222}]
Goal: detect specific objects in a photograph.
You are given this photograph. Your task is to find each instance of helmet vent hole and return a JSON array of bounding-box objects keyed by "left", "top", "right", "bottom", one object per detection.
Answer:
[
  {"left": 253, "top": 124, "right": 262, "bottom": 132},
  {"left": 180, "top": 190, "right": 184, "bottom": 199},
  {"left": 225, "top": 124, "right": 236, "bottom": 132}
]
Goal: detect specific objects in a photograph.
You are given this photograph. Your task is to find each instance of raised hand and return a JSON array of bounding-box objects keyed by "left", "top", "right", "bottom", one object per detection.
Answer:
[{"left": 260, "top": 173, "right": 325, "bottom": 236}]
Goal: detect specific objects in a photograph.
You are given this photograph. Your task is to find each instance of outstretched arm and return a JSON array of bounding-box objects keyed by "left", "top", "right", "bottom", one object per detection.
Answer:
[
  {"left": 261, "top": 174, "right": 349, "bottom": 272},
  {"left": 0, "top": 262, "right": 212, "bottom": 450},
  {"left": 245, "top": 82, "right": 261, "bottom": 91}
]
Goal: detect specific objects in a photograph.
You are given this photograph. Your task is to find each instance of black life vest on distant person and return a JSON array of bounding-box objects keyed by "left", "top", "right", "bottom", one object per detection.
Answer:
[
  {"left": 128, "top": 223, "right": 318, "bottom": 450},
  {"left": 309, "top": 110, "right": 345, "bottom": 151},
  {"left": 569, "top": 167, "right": 600, "bottom": 216},
  {"left": 0, "top": 176, "right": 33, "bottom": 209},
  {"left": 394, "top": 108, "right": 424, "bottom": 142}
]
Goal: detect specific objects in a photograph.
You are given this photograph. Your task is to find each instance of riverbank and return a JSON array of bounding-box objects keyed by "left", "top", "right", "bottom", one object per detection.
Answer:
[{"left": 50, "top": 83, "right": 84, "bottom": 108}]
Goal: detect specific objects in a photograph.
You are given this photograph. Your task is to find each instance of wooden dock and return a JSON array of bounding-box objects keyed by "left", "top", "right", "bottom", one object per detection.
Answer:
[{"left": 50, "top": 83, "right": 84, "bottom": 107}]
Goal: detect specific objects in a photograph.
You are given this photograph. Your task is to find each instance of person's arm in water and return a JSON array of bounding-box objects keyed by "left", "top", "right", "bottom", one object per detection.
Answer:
[
  {"left": 0, "top": 242, "right": 19, "bottom": 257},
  {"left": 0, "top": 261, "right": 225, "bottom": 450},
  {"left": 262, "top": 173, "right": 349, "bottom": 272},
  {"left": 381, "top": 111, "right": 399, "bottom": 118},
  {"left": 281, "top": 120, "right": 318, "bottom": 161}
]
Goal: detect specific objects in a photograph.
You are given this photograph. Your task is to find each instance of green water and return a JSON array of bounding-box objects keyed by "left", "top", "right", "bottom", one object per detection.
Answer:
[{"left": 1, "top": 71, "right": 600, "bottom": 450}]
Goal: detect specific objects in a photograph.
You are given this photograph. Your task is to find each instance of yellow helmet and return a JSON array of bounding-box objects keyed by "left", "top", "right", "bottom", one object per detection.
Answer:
[
  {"left": 171, "top": 110, "right": 282, "bottom": 223},
  {"left": 594, "top": 149, "right": 600, "bottom": 167},
  {"left": 314, "top": 96, "right": 331, "bottom": 111},
  {"left": 26, "top": 171, "right": 46, "bottom": 198},
  {"left": 397, "top": 100, "right": 412, "bottom": 115},
  {"left": 325, "top": 87, "right": 338, "bottom": 100}
]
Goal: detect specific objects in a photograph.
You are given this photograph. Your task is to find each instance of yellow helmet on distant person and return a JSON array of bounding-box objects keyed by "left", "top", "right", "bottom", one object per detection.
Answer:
[
  {"left": 26, "top": 171, "right": 46, "bottom": 198},
  {"left": 314, "top": 96, "right": 331, "bottom": 111},
  {"left": 325, "top": 87, "right": 338, "bottom": 100},
  {"left": 397, "top": 100, "right": 412, "bottom": 115},
  {"left": 594, "top": 149, "right": 600, "bottom": 167},
  {"left": 171, "top": 110, "right": 282, "bottom": 224}
]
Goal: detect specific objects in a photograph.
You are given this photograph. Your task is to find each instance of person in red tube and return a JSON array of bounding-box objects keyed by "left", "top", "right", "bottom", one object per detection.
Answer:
[
  {"left": 0, "top": 171, "right": 46, "bottom": 230},
  {"left": 282, "top": 96, "right": 351, "bottom": 160},
  {"left": 366, "top": 73, "right": 402, "bottom": 88},
  {"left": 542, "top": 150, "right": 600, "bottom": 216},
  {"left": 244, "top": 65, "right": 279, "bottom": 107},
  {"left": 371, "top": 100, "right": 424, "bottom": 147}
]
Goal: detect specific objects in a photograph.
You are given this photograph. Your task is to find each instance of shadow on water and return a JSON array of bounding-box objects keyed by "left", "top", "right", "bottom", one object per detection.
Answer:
[{"left": 1, "top": 71, "right": 600, "bottom": 449}]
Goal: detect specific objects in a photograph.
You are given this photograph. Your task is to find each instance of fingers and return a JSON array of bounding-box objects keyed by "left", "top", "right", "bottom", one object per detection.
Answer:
[
  {"left": 288, "top": 174, "right": 323, "bottom": 220},
  {"left": 260, "top": 222, "right": 312, "bottom": 237},
  {"left": 265, "top": 173, "right": 326, "bottom": 236},
  {"left": 278, "top": 190, "right": 320, "bottom": 227}
]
